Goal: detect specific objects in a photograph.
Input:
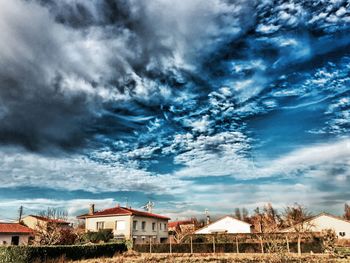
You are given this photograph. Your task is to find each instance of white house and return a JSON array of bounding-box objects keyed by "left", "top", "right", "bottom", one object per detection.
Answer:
[
  {"left": 0, "top": 223, "right": 33, "bottom": 245},
  {"left": 77, "top": 204, "right": 170, "bottom": 244},
  {"left": 281, "top": 213, "right": 350, "bottom": 239},
  {"left": 195, "top": 216, "right": 251, "bottom": 234}
]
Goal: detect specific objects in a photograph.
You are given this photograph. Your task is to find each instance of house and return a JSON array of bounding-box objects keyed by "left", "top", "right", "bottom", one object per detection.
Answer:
[
  {"left": 195, "top": 216, "right": 251, "bottom": 234},
  {"left": 21, "top": 215, "right": 71, "bottom": 231},
  {"left": 0, "top": 223, "right": 33, "bottom": 245},
  {"left": 281, "top": 213, "right": 350, "bottom": 239},
  {"left": 169, "top": 219, "right": 197, "bottom": 233},
  {"left": 77, "top": 204, "right": 170, "bottom": 244},
  {"left": 169, "top": 219, "right": 197, "bottom": 243}
]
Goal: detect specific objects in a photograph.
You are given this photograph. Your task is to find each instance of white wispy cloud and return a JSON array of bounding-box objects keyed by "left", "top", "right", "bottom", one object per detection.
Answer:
[
  {"left": 0, "top": 198, "right": 116, "bottom": 220},
  {"left": 0, "top": 147, "right": 185, "bottom": 194},
  {"left": 259, "top": 138, "right": 350, "bottom": 177},
  {"left": 169, "top": 136, "right": 350, "bottom": 182},
  {"left": 164, "top": 131, "right": 254, "bottom": 178}
]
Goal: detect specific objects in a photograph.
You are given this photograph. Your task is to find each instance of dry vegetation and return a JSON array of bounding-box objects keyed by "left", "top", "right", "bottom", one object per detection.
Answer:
[{"left": 70, "top": 252, "right": 348, "bottom": 263}]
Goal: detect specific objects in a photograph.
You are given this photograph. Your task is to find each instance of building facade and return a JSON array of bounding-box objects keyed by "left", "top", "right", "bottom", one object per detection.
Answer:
[
  {"left": 282, "top": 213, "right": 350, "bottom": 239},
  {"left": 195, "top": 216, "right": 251, "bottom": 234},
  {"left": 77, "top": 205, "right": 170, "bottom": 243},
  {"left": 0, "top": 223, "right": 33, "bottom": 245},
  {"left": 22, "top": 215, "right": 71, "bottom": 231}
]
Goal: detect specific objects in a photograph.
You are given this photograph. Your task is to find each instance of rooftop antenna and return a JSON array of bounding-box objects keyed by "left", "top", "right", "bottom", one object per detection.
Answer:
[{"left": 142, "top": 201, "right": 155, "bottom": 213}]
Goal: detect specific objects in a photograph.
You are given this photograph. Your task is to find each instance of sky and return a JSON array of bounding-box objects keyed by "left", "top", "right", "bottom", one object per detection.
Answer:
[{"left": 0, "top": 0, "right": 350, "bottom": 221}]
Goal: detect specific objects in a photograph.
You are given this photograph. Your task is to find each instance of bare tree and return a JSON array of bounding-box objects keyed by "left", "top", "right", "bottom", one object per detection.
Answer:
[
  {"left": 344, "top": 203, "right": 350, "bottom": 220},
  {"left": 242, "top": 208, "right": 249, "bottom": 221},
  {"left": 33, "top": 208, "right": 70, "bottom": 245},
  {"left": 282, "top": 204, "right": 313, "bottom": 256},
  {"left": 250, "top": 204, "right": 281, "bottom": 233},
  {"left": 171, "top": 219, "right": 197, "bottom": 244},
  {"left": 249, "top": 204, "right": 282, "bottom": 253},
  {"left": 234, "top": 208, "right": 242, "bottom": 220}
]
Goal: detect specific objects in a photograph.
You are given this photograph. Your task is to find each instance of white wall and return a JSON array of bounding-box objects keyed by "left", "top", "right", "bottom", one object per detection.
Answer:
[
  {"left": 308, "top": 215, "right": 350, "bottom": 239},
  {"left": 132, "top": 216, "right": 168, "bottom": 243},
  {"left": 195, "top": 216, "right": 251, "bottom": 234},
  {"left": 85, "top": 215, "right": 131, "bottom": 239},
  {"left": 0, "top": 234, "right": 30, "bottom": 245},
  {"left": 85, "top": 215, "right": 168, "bottom": 242}
]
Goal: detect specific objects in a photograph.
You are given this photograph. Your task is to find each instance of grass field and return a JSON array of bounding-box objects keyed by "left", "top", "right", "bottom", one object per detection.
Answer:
[{"left": 73, "top": 252, "right": 349, "bottom": 263}]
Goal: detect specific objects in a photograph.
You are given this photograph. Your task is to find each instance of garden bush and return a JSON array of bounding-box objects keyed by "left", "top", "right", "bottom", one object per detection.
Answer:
[
  {"left": 83, "top": 229, "right": 114, "bottom": 243},
  {"left": 0, "top": 243, "right": 127, "bottom": 263}
]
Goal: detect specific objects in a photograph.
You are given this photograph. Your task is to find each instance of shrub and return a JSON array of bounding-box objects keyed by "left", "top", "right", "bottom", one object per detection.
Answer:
[
  {"left": 58, "top": 228, "right": 77, "bottom": 245},
  {"left": 0, "top": 243, "right": 127, "bottom": 263},
  {"left": 321, "top": 229, "right": 337, "bottom": 254},
  {"left": 83, "top": 229, "right": 114, "bottom": 243}
]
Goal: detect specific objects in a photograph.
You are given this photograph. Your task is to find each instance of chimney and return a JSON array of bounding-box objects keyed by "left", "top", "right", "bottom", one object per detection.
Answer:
[
  {"left": 89, "top": 204, "right": 95, "bottom": 215},
  {"left": 205, "top": 208, "right": 210, "bottom": 225},
  {"left": 206, "top": 215, "right": 210, "bottom": 225}
]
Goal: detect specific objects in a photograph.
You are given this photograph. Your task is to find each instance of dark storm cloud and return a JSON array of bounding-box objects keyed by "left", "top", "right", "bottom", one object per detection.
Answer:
[
  {"left": 0, "top": 0, "right": 349, "bottom": 154},
  {"left": 0, "top": 0, "right": 255, "bottom": 151},
  {"left": 0, "top": 0, "right": 115, "bottom": 150}
]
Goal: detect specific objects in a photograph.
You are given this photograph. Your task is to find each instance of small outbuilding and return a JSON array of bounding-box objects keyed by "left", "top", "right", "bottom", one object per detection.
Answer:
[
  {"left": 195, "top": 216, "right": 251, "bottom": 234},
  {"left": 0, "top": 223, "right": 33, "bottom": 245},
  {"left": 281, "top": 213, "right": 350, "bottom": 239}
]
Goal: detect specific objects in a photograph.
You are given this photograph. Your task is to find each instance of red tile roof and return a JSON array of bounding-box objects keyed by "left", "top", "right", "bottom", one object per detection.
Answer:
[
  {"left": 168, "top": 220, "right": 195, "bottom": 228},
  {"left": 77, "top": 206, "right": 170, "bottom": 220},
  {"left": 0, "top": 223, "right": 33, "bottom": 234},
  {"left": 28, "top": 215, "right": 70, "bottom": 224}
]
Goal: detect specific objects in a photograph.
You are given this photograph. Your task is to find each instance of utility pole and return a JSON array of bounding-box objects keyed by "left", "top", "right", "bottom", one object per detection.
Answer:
[{"left": 18, "top": 206, "right": 23, "bottom": 222}]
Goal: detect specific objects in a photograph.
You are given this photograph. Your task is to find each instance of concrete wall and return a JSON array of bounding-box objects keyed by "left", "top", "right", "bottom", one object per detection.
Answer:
[
  {"left": 131, "top": 216, "right": 168, "bottom": 243},
  {"left": 22, "top": 216, "right": 70, "bottom": 230},
  {"left": 0, "top": 234, "right": 30, "bottom": 245},
  {"left": 22, "top": 216, "right": 39, "bottom": 230},
  {"left": 195, "top": 216, "right": 251, "bottom": 234},
  {"left": 84, "top": 215, "right": 168, "bottom": 243},
  {"left": 309, "top": 215, "right": 350, "bottom": 239},
  {"left": 85, "top": 215, "right": 131, "bottom": 239}
]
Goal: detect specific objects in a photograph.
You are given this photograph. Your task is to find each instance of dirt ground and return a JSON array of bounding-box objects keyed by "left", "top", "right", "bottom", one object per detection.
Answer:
[{"left": 73, "top": 252, "right": 349, "bottom": 263}]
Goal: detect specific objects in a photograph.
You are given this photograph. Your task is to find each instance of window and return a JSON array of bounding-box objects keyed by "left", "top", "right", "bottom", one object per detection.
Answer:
[
  {"left": 142, "top": 221, "right": 146, "bottom": 231},
  {"left": 116, "top": 220, "right": 126, "bottom": 231},
  {"left": 164, "top": 223, "right": 167, "bottom": 230},
  {"left": 152, "top": 222, "right": 156, "bottom": 231},
  {"left": 159, "top": 223, "right": 162, "bottom": 230},
  {"left": 96, "top": 221, "right": 104, "bottom": 230},
  {"left": 133, "top": 220, "right": 137, "bottom": 231},
  {"left": 339, "top": 232, "right": 346, "bottom": 237}
]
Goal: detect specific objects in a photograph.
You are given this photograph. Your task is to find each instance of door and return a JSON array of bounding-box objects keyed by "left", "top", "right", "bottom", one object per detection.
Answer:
[{"left": 11, "top": 236, "right": 19, "bottom": 245}]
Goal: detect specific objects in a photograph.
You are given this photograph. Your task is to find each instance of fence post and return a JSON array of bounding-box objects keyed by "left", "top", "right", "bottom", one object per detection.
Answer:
[
  {"left": 260, "top": 237, "right": 264, "bottom": 254},
  {"left": 149, "top": 237, "right": 152, "bottom": 254},
  {"left": 212, "top": 236, "right": 215, "bottom": 253},
  {"left": 236, "top": 236, "right": 239, "bottom": 253},
  {"left": 170, "top": 237, "right": 172, "bottom": 254},
  {"left": 190, "top": 236, "right": 193, "bottom": 254},
  {"left": 286, "top": 236, "right": 290, "bottom": 253}
]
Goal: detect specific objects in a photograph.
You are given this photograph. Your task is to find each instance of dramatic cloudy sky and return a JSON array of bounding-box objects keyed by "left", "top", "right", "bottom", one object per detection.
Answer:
[{"left": 1, "top": 0, "right": 350, "bottom": 221}]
